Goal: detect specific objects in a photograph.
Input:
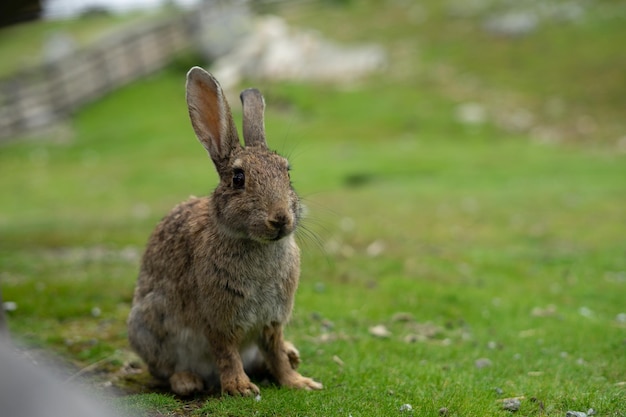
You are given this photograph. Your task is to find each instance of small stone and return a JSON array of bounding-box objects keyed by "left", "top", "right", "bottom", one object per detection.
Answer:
[
  {"left": 332, "top": 355, "right": 344, "bottom": 367},
  {"left": 483, "top": 12, "right": 538, "bottom": 37},
  {"left": 392, "top": 312, "right": 415, "bottom": 322},
  {"left": 404, "top": 334, "right": 425, "bottom": 343},
  {"left": 456, "top": 102, "right": 487, "bottom": 125},
  {"left": 3, "top": 301, "right": 17, "bottom": 312},
  {"left": 317, "top": 333, "right": 335, "bottom": 343},
  {"left": 531, "top": 304, "right": 557, "bottom": 317},
  {"left": 566, "top": 412, "right": 587, "bottom": 417},
  {"left": 519, "top": 329, "right": 536, "bottom": 338},
  {"left": 438, "top": 407, "right": 449, "bottom": 416},
  {"left": 399, "top": 403, "right": 413, "bottom": 412},
  {"left": 475, "top": 358, "right": 492, "bottom": 369},
  {"left": 411, "top": 321, "right": 443, "bottom": 339},
  {"left": 502, "top": 398, "right": 521, "bottom": 412},
  {"left": 366, "top": 240, "right": 385, "bottom": 257},
  {"left": 321, "top": 319, "right": 334, "bottom": 331},
  {"left": 369, "top": 324, "right": 391, "bottom": 338}
]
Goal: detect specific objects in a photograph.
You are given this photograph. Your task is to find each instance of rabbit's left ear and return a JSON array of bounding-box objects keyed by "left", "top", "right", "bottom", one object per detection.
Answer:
[
  {"left": 240, "top": 88, "right": 268, "bottom": 148},
  {"left": 186, "top": 67, "right": 241, "bottom": 171}
]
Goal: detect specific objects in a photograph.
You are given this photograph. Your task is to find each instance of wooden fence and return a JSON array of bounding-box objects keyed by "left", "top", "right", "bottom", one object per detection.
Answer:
[{"left": 0, "top": 2, "right": 250, "bottom": 140}]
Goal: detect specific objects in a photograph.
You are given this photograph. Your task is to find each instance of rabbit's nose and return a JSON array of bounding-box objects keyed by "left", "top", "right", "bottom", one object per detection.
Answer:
[
  {"left": 268, "top": 213, "right": 289, "bottom": 230},
  {"left": 267, "top": 214, "right": 290, "bottom": 241}
]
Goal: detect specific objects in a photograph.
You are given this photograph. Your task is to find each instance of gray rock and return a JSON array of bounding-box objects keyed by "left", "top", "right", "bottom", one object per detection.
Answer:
[
  {"left": 483, "top": 12, "right": 539, "bottom": 37},
  {"left": 566, "top": 412, "right": 587, "bottom": 417},
  {"left": 475, "top": 357, "right": 493, "bottom": 369},
  {"left": 566, "top": 410, "right": 596, "bottom": 417},
  {"left": 502, "top": 398, "right": 521, "bottom": 412},
  {"left": 212, "top": 15, "right": 386, "bottom": 90},
  {"left": 400, "top": 403, "right": 413, "bottom": 412}
]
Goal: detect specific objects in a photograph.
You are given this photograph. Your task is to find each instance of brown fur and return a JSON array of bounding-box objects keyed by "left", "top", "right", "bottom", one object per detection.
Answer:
[{"left": 127, "top": 67, "right": 322, "bottom": 396}]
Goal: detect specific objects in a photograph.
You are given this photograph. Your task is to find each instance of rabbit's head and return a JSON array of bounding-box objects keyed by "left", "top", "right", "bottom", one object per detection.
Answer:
[{"left": 186, "top": 67, "right": 300, "bottom": 243}]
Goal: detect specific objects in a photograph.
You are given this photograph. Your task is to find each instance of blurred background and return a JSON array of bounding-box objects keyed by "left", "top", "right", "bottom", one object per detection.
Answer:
[{"left": 0, "top": 0, "right": 625, "bottom": 414}]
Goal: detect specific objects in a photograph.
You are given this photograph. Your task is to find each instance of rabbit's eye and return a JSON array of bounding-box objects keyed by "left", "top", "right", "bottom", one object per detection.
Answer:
[{"left": 232, "top": 169, "right": 245, "bottom": 189}]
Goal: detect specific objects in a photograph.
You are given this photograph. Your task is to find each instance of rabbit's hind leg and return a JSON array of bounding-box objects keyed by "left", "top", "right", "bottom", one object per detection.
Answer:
[
  {"left": 169, "top": 371, "right": 204, "bottom": 396},
  {"left": 283, "top": 340, "right": 301, "bottom": 370},
  {"left": 129, "top": 311, "right": 206, "bottom": 396},
  {"left": 128, "top": 299, "right": 178, "bottom": 384}
]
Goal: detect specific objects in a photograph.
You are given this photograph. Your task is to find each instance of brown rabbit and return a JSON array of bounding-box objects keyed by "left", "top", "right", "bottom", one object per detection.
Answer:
[{"left": 127, "top": 67, "right": 322, "bottom": 396}]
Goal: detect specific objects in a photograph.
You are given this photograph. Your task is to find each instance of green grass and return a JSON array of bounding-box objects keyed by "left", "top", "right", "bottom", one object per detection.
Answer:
[{"left": 1, "top": 1, "right": 625, "bottom": 416}]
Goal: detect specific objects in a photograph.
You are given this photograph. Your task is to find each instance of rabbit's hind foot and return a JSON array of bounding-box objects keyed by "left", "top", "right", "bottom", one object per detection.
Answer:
[
  {"left": 280, "top": 370, "right": 324, "bottom": 391},
  {"left": 169, "top": 371, "right": 204, "bottom": 396}
]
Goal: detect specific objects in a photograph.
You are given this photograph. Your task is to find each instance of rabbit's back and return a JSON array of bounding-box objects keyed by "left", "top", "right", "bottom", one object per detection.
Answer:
[{"left": 135, "top": 197, "right": 209, "bottom": 297}]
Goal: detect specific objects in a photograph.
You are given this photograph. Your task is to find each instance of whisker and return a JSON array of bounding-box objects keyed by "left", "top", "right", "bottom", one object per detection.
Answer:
[{"left": 296, "top": 222, "right": 327, "bottom": 254}]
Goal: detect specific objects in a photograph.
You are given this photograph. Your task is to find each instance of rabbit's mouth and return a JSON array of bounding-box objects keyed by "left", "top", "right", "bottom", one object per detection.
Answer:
[
  {"left": 270, "top": 227, "right": 291, "bottom": 241},
  {"left": 255, "top": 227, "right": 292, "bottom": 242},
  {"left": 250, "top": 221, "right": 295, "bottom": 243},
  {"left": 259, "top": 210, "right": 296, "bottom": 242}
]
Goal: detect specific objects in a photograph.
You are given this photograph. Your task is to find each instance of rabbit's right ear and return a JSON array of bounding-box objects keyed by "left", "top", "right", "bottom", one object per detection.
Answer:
[{"left": 186, "top": 67, "right": 241, "bottom": 172}]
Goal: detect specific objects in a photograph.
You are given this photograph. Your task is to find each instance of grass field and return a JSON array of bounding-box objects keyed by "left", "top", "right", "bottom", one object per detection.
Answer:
[{"left": 1, "top": 1, "right": 625, "bottom": 416}]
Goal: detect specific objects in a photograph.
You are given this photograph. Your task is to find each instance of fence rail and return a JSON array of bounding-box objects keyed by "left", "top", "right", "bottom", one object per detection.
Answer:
[{"left": 0, "top": 2, "right": 250, "bottom": 141}]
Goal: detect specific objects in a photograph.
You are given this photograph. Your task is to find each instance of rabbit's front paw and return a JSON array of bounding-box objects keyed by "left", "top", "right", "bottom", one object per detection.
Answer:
[
  {"left": 169, "top": 371, "right": 204, "bottom": 396},
  {"left": 221, "top": 374, "right": 260, "bottom": 396}
]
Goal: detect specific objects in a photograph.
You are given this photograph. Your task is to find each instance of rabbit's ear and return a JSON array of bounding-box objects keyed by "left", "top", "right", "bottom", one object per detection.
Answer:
[
  {"left": 186, "top": 67, "right": 241, "bottom": 168},
  {"left": 240, "top": 88, "right": 267, "bottom": 148}
]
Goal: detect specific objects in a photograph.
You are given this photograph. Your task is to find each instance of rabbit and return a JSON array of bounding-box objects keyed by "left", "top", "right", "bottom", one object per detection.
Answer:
[{"left": 127, "top": 66, "right": 323, "bottom": 397}]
